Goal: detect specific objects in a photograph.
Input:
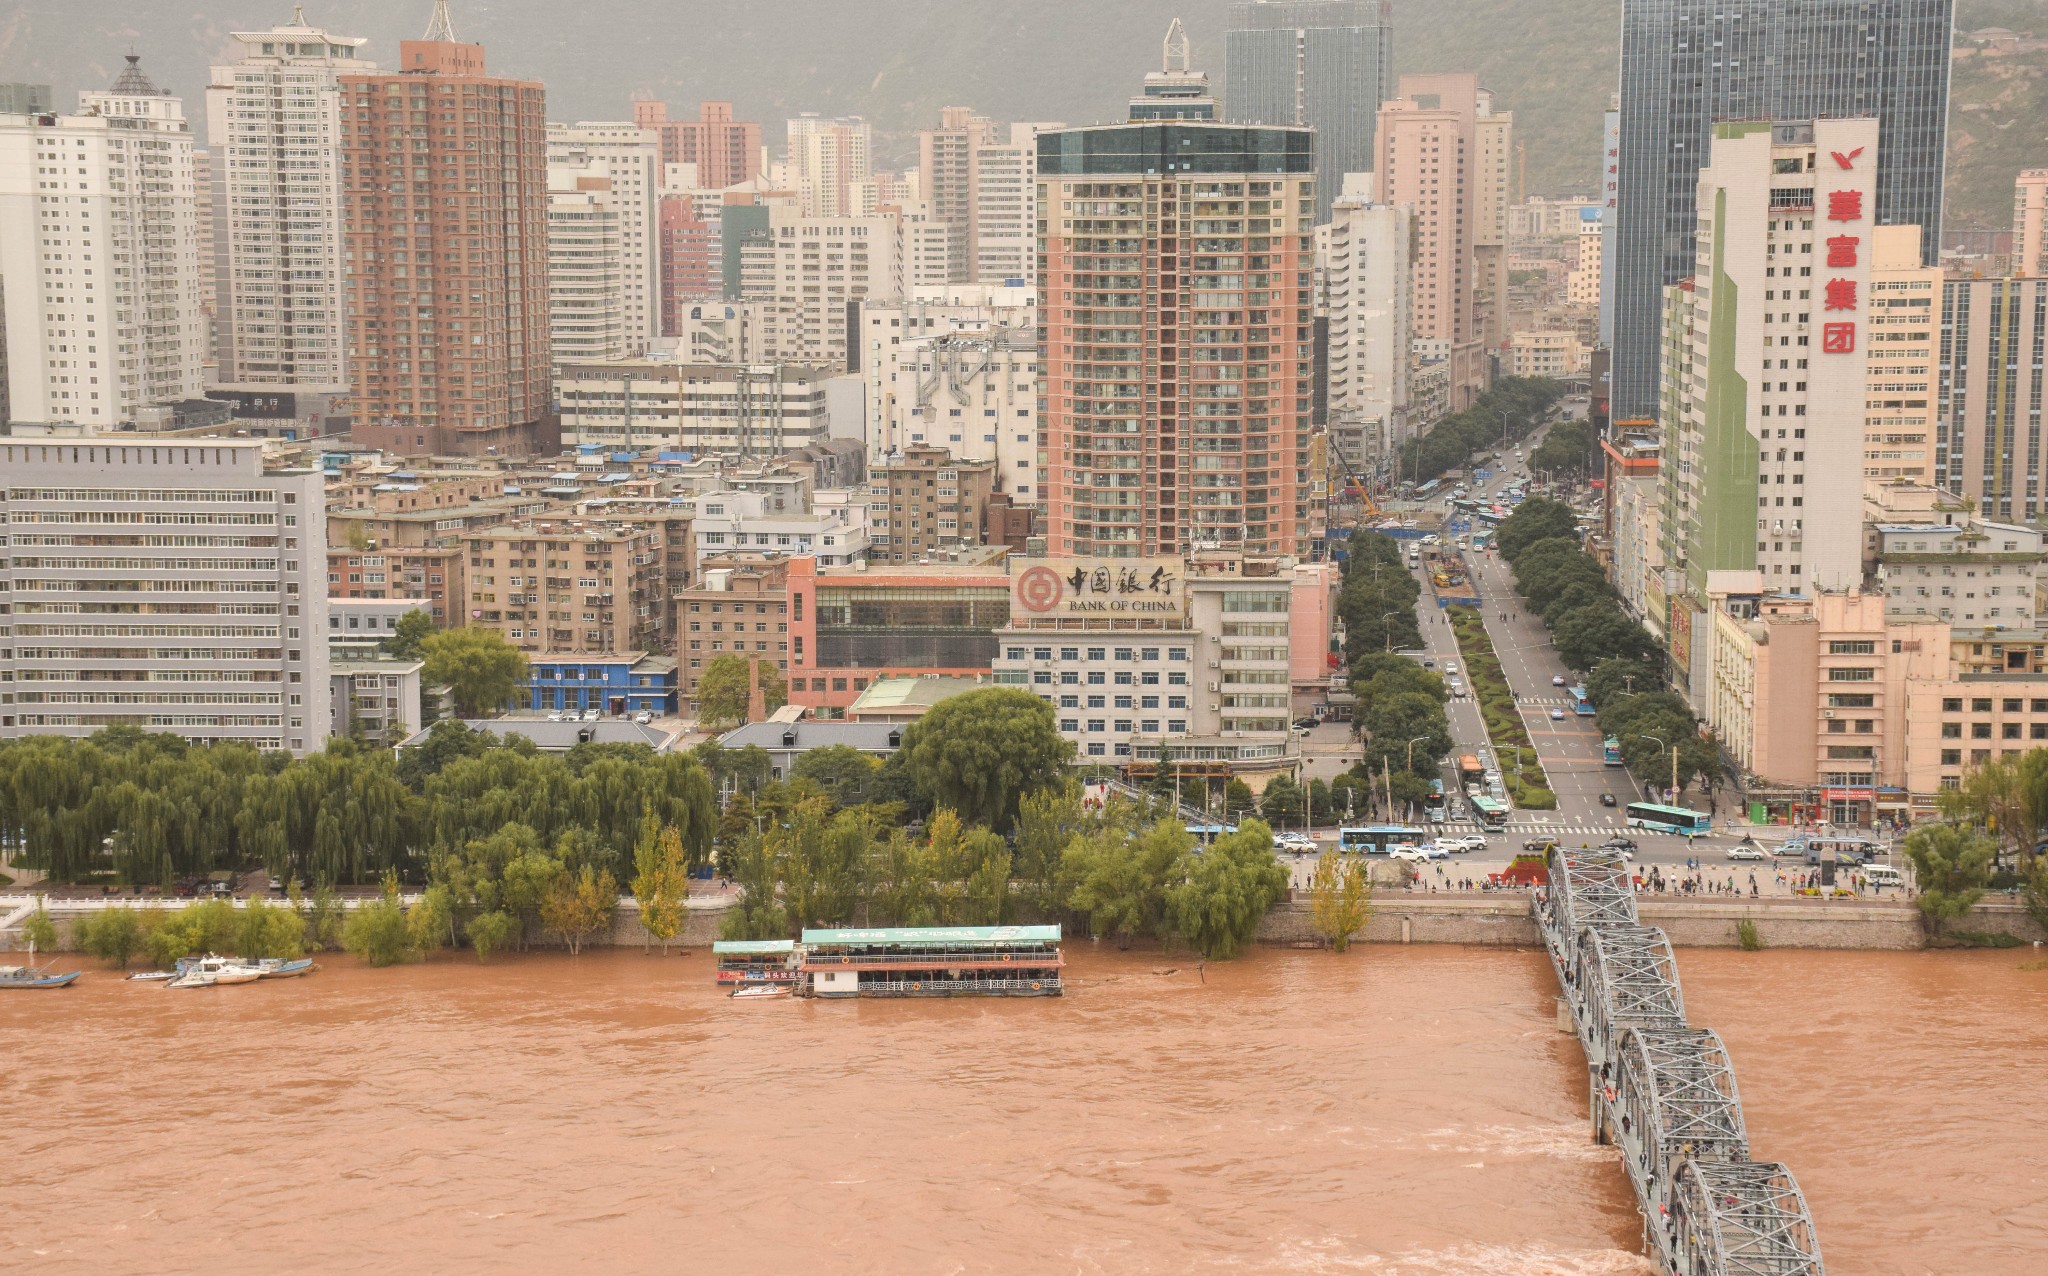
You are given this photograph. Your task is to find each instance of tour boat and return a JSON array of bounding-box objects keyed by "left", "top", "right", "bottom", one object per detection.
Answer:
[
  {"left": 729, "top": 984, "right": 792, "bottom": 1000},
  {"left": 0, "top": 964, "right": 82, "bottom": 989}
]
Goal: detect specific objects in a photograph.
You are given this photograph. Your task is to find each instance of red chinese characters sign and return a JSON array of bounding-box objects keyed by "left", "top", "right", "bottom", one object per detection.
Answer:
[{"left": 1821, "top": 150, "right": 1866, "bottom": 354}]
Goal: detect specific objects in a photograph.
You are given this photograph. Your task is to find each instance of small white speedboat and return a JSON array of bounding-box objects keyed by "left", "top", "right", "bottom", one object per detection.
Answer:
[
  {"left": 730, "top": 984, "right": 791, "bottom": 1000},
  {"left": 167, "top": 955, "right": 265, "bottom": 987}
]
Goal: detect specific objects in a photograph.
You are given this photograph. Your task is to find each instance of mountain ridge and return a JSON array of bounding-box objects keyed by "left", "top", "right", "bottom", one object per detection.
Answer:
[{"left": 0, "top": 0, "right": 2034, "bottom": 228}]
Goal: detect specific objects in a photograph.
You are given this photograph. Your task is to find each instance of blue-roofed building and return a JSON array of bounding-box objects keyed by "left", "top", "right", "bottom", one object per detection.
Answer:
[{"left": 525, "top": 652, "right": 678, "bottom": 716}]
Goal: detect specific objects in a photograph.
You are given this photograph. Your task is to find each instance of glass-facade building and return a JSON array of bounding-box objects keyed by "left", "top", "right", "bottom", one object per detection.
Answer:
[
  {"left": 1223, "top": 1, "right": 1393, "bottom": 223},
  {"left": 1611, "top": 0, "right": 1953, "bottom": 421}
]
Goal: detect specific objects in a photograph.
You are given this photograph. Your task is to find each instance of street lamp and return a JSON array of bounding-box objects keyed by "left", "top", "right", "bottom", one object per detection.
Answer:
[
  {"left": 1640, "top": 733, "right": 1680, "bottom": 805},
  {"left": 1381, "top": 611, "right": 1401, "bottom": 654},
  {"left": 1406, "top": 735, "right": 1429, "bottom": 773}
]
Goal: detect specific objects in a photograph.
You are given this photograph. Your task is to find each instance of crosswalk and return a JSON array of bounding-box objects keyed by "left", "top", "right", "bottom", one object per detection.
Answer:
[{"left": 1433, "top": 817, "right": 1636, "bottom": 836}]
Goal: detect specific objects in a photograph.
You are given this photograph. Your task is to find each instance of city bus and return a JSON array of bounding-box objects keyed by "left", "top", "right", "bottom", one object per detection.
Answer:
[
  {"left": 1567, "top": 684, "right": 1596, "bottom": 715},
  {"left": 1602, "top": 736, "right": 1623, "bottom": 766},
  {"left": 1457, "top": 753, "right": 1485, "bottom": 796},
  {"left": 1424, "top": 779, "right": 1447, "bottom": 823},
  {"left": 1338, "top": 825, "right": 1428, "bottom": 855},
  {"left": 1414, "top": 478, "right": 1445, "bottom": 501},
  {"left": 1624, "top": 802, "right": 1713, "bottom": 837},
  {"left": 1469, "top": 795, "right": 1510, "bottom": 832}
]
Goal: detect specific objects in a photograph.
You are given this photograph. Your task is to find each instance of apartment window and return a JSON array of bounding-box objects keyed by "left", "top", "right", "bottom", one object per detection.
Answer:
[
  {"left": 1941, "top": 723, "right": 1961, "bottom": 739},
  {"left": 1941, "top": 749, "right": 1962, "bottom": 766},
  {"left": 2004, "top": 723, "right": 2023, "bottom": 740},
  {"left": 1973, "top": 723, "right": 1993, "bottom": 739},
  {"left": 1942, "top": 697, "right": 1963, "bottom": 712}
]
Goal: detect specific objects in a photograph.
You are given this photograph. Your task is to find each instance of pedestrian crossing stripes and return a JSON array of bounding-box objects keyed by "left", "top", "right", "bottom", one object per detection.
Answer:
[{"left": 1433, "top": 819, "right": 1637, "bottom": 835}]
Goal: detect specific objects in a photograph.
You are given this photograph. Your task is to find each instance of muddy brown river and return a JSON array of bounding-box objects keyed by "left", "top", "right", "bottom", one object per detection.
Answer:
[{"left": 2, "top": 944, "right": 2037, "bottom": 1274}]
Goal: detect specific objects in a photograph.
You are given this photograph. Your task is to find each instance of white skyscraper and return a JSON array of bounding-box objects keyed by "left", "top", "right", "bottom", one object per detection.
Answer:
[
  {"left": 0, "top": 54, "right": 205, "bottom": 428},
  {"left": 546, "top": 121, "right": 659, "bottom": 350},
  {"left": 973, "top": 122, "right": 1059, "bottom": 286},
  {"left": 205, "top": 9, "right": 372, "bottom": 387},
  {"left": 787, "top": 114, "right": 871, "bottom": 217},
  {"left": 546, "top": 162, "right": 628, "bottom": 369},
  {"left": 1319, "top": 194, "right": 1412, "bottom": 458}
]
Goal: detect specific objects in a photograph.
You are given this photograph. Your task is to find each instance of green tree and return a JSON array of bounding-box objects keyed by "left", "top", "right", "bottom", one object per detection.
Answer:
[
  {"left": 1222, "top": 778, "right": 1256, "bottom": 821},
  {"left": 718, "top": 830, "right": 789, "bottom": 940},
  {"left": 76, "top": 908, "right": 144, "bottom": 968},
  {"left": 791, "top": 744, "right": 881, "bottom": 809},
  {"left": 1013, "top": 785, "right": 1082, "bottom": 916},
  {"left": 695, "top": 654, "right": 787, "bottom": 730},
  {"left": 466, "top": 911, "right": 519, "bottom": 962},
  {"left": 1936, "top": 749, "right": 2048, "bottom": 867},
  {"left": 1552, "top": 601, "right": 1659, "bottom": 672},
  {"left": 342, "top": 878, "right": 417, "bottom": 967},
  {"left": 421, "top": 626, "right": 530, "bottom": 718},
  {"left": 1495, "top": 497, "right": 1581, "bottom": 561},
  {"left": 21, "top": 900, "right": 59, "bottom": 954},
  {"left": 383, "top": 608, "right": 436, "bottom": 662},
  {"left": 897, "top": 688, "right": 1074, "bottom": 833},
  {"left": 1259, "top": 774, "right": 1305, "bottom": 826},
  {"left": 1308, "top": 849, "right": 1373, "bottom": 952},
  {"left": 1066, "top": 818, "right": 1190, "bottom": 948},
  {"left": 1168, "top": 820, "right": 1289, "bottom": 960},
  {"left": 1902, "top": 824, "right": 1997, "bottom": 938},
  {"left": 406, "top": 883, "right": 454, "bottom": 958},
  {"left": 236, "top": 897, "right": 307, "bottom": 960}
]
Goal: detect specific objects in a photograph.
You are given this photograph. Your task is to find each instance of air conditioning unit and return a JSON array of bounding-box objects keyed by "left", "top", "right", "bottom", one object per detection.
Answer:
[
  {"left": 1208, "top": 660, "right": 1220, "bottom": 668},
  {"left": 1821, "top": 710, "right": 1834, "bottom": 718},
  {"left": 1207, "top": 682, "right": 1220, "bottom": 692}
]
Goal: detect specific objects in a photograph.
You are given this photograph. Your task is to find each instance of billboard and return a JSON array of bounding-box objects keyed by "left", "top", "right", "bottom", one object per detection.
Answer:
[{"left": 1008, "top": 558, "right": 1187, "bottom": 622}]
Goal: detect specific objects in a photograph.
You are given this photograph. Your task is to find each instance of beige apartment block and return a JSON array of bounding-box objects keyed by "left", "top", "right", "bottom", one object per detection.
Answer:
[
  {"left": 459, "top": 518, "right": 667, "bottom": 655},
  {"left": 1864, "top": 224, "right": 1938, "bottom": 483}
]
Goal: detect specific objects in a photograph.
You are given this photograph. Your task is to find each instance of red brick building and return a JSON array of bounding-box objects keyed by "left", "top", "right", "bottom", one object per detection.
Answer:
[
  {"left": 657, "top": 195, "right": 721, "bottom": 335},
  {"left": 632, "top": 99, "right": 759, "bottom": 190},
  {"left": 339, "top": 32, "right": 555, "bottom": 457}
]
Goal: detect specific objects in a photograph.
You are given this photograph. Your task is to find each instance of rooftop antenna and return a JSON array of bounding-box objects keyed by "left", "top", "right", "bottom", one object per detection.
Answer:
[
  {"left": 290, "top": 4, "right": 308, "bottom": 27},
  {"left": 1163, "top": 18, "right": 1190, "bottom": 73},
  {"left": 423, "top": 0, "right": 458, "bottom": 41}
]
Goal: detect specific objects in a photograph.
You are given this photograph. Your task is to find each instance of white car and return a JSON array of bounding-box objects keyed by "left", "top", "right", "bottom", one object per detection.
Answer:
[
  {"left": 1273, "top": 832, "right": 1316, "bottom": 853},
  {"left": 1387, "top": 845, "right": 1430, "bottom": 863},
  {"left": 1442, "top": 661, "right": 1459, "bottom": 675},
  {"left": 1430, "top": 838, "right": 1468, "bottom": 858},
  {"left": 1451, "top": 834, "right": 1490, "bottom": 852},
  {"left": 1725, "top": 845, "right": 1767, "bottom": 861}
]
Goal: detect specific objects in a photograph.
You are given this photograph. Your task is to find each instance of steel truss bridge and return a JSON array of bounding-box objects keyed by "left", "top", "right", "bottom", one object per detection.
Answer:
[{"left": 1536, "top": 848, "right": 1826, "bottom": 1274}]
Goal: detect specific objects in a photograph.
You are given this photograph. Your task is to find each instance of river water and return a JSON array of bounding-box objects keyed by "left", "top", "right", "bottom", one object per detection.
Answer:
[{"left": 1, "top": 944, "right": 2036, "bottom": 1274}]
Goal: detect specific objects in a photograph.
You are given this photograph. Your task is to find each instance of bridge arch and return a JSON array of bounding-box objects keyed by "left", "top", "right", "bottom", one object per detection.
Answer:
[
  {"left": 1572, "top": 923, "right": 1686, "bottom": 1071},
  {"left": 1669, "top": 1158, "right": 1826, "bottom": 1276}
]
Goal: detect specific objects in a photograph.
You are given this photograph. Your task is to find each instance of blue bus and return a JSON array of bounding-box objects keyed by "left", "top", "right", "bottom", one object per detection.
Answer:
[
  {"left": 1567, "top": 684, "right": 1595, "bottom": 715},
  {"left": 1338, "top": 825, "right": 1427, "bottom": 854},
  {"left": 1602, "top": 736, "right": 1624, "bottom": 766},
  {"left": 1414, "top": 478, "right": 1445, "bottom": 501},
  {"left": 1624, "top": 802, "right": 1712, "bottom": 837}
]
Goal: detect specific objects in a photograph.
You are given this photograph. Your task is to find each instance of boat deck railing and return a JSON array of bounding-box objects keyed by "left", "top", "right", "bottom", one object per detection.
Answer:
[
  {"left": 800, "top": 948, "right": 1065, "bottom": 969},
  {"left": 825, "top": 975, "right": 1063, "bottom": 997}
]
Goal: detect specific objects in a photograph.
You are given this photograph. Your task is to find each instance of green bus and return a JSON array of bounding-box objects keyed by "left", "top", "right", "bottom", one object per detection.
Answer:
[{"left": 1624, "top": 802, "right": 1712, "bottom": 837}]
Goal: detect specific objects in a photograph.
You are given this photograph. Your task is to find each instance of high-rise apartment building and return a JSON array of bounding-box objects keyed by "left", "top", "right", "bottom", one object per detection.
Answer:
[
  {"left": 1568, "top": 208, "right": 1604, "bottom": 307},
  {"left": 1611, "top": 0, "right": 1954, "bottom": 421},
  {"left": 1318, "top": 195, "right": 1411, "bottom": 459},
  {"left": 973, "top": 124, "right": 1057, "bottom": 286},
  {"left": 739, "top": 204, "right": 905, "bottom": 368},
  {"left": 656, "top": 194, "right": 720, "bottom": 333},
  {"left": 545, "top": 162, "right": 627, "bottom": 368},
  {"left": 546, "top": 122, "right": 658, "bottom": 349},
  {"left": 1863, "top": 224, "right": 1939, "bottom": 484},
  {"left": 337, "top": 18, "right": 553, "bottom": 456},
  {"left": 1223, "top": 0, "right": 1393, "bottom": 223},
  {"left": 206, "top": 11, "right": 371, "bottom": 388},
  {"left": 1038, "top": 37, "right": 1315, "bottom": 557},
  {"left": 0, "top": 83, "right": 52, "bottom": 113},
  {"left": 2016, "top": 170, "right": 2048, "bottom": 278},
  {"left": 918, "top": 107, "right": 995, "bottom": 283},
  {"left": 1937, "top": 275, "right": 2048, "bottom": 522},
  {"left": 0, "top": 56, "right": 206, "bottom": 429},
  {"left": 1659, "top": 118, "right": 1887, "bottom": 694},
  {"left": 631, "top": 99, "right": 759, "bottom": 190},
  {"left": 787, "top": 114, "right": 870, "bottom": 217},
  {"left": 0, "top": 439, "right": 330, "bottom": 755},
  {"left": 1374, "top": 74, "right": 1511, "bottom": 412}
]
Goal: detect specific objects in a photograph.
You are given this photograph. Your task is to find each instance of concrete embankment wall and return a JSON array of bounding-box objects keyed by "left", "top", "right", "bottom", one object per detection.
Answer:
[
  {"left": 12, "top": 894, "right": 2045, "bottom": 954},
  {"left": 1257, "top": 895, "right": 2048, "bottom": 950}
]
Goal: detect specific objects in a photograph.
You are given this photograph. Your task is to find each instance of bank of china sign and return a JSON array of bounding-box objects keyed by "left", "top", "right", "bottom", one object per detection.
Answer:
[{"left": 1010, "top": 558, "right": 1186, "bottom": 622}]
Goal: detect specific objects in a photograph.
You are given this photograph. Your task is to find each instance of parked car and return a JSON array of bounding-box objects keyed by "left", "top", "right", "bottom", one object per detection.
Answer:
[
  {"left": 546, "top": 711, "right": 566, "bottom": 722},
  {"left": 1293, "top": 717, "right": 1320, "bottom": 731},
  {"left": 581, "top": 708, "right": 601, "bottom": 722},
  {"left": 1600, "top": 793, "right": 1618, "bottom": 807},
  {"left": 633, "top": 711, "right": 653, "bottom": 724},
  {"left": 1725, "top": 845, "right": 1767, "bottom": 861}
]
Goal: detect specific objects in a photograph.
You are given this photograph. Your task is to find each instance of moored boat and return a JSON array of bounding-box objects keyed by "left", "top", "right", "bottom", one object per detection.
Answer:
[
  {"left": 166, "top": 955, "right": 266, "bottom": 987},
  {"left": 729, "top": 984, "right": 791, "bottom": 999},
  {"left": 0, "top": 964, "right": 82, "bottom": 989},
  {"left": 253, "top": 958, "right": 314, "bottom": 979}
]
